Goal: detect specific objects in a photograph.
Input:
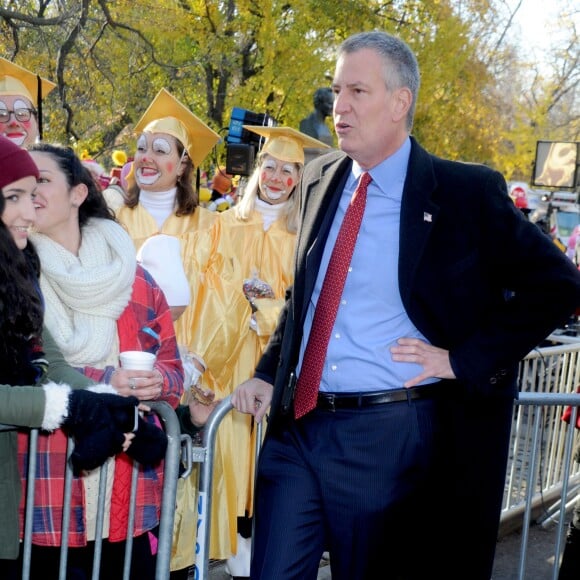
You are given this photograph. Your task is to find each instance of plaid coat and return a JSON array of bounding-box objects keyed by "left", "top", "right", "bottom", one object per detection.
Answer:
[{"left": 17, "top": 265, "right": 184, "bottom": 546}]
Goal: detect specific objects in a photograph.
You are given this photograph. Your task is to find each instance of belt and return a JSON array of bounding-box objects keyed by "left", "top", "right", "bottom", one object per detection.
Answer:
[{"left": 316, "top": 385, "right": 439, "bottom": 411}]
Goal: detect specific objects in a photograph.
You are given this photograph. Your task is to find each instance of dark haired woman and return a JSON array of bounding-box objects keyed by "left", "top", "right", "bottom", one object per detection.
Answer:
[
  {"left": 15, "top": 142, "right": 183, "bottom": 579},
  {"left": 0, "top": 136, "right": 140, "bottom": 579}
]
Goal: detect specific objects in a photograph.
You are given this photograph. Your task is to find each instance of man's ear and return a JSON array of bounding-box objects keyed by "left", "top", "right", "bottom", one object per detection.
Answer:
[{"left": 392, "top": 87, "right": 413, "bottom": 123}]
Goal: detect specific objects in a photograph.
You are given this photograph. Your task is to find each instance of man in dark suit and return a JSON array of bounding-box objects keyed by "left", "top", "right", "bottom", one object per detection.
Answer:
[{"left": 232, "top": 31, "right": 580, "bottom": 580}]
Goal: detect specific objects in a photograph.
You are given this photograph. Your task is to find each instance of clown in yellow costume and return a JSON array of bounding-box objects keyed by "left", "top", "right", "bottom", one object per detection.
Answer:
[
  {"left": 0, "top": 56, "right": 56, "bottom": 147},
  {"left": 216, "top": 126, "right": 330, "bottom": 575},
  {"left": 113, "top": 88, "right": 251, "bottom": 575}
]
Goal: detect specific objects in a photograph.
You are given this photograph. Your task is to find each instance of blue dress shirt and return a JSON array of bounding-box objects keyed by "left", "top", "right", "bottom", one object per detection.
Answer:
[{"left": 297, "top": 137, "right": 438, "bottom": 393}]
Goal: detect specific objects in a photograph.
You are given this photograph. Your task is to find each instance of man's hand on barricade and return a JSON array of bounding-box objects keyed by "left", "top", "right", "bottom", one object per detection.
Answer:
[{"left": 231, "top": 378, "right": 273, "bottom": 422}]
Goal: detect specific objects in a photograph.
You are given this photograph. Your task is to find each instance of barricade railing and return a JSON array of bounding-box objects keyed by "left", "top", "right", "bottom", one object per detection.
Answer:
[
  {"left": 502, "top": 392, "right": 580, "bottom": 579},
  {"left": 17, "top": 400, "right": 182, "bottom": 580},
  {"left": 191, "top": 395, "right": 262, "bottom": 580},
  {"left": 503, "top": 340, "right": 580, "bottom": 521},
  {"left": 499, "top": 336, "right": 580, "bottom": 579},
  {"left": 15, "top": 342, "right": 579, "bottom": 579}
]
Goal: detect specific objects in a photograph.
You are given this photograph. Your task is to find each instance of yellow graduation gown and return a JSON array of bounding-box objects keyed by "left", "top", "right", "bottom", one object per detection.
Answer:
[
  {"left": 116, "top": 203, "right": 251, "bottom": 568},
  {"left": 210, "top": 207, "right": 296, "bottom": 558}
]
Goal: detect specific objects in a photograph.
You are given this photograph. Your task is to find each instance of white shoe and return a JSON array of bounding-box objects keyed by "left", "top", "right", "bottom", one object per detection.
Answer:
[{"left": 224, "top": 533, "right": 252, "bottom": 577}]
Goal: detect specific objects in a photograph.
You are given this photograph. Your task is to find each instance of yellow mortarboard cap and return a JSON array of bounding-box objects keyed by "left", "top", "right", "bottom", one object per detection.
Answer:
[
  {"left": 0, "top": 57, "right": 56, "bottom": 108},
  {"left": 242, "top": 125, "right": 331, "bottom": 165},
  {"left": 135, "top": 88, "right": 220, "bottom": 168}
]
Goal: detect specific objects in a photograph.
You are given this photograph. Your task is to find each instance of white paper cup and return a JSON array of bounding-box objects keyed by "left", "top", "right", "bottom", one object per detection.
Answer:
[{"left": 119, "top": 351, "right": 156, "bottom": 371}]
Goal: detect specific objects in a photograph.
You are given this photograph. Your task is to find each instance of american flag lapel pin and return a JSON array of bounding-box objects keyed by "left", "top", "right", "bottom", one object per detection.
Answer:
[{"left": 423, "top": 212, "right": 432, "bottom": 222}]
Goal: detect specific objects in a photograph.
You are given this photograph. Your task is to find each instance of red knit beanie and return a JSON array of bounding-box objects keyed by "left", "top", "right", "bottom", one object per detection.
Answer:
[{"left": 0, "top": 135, "right": 39, "bottom": 191}]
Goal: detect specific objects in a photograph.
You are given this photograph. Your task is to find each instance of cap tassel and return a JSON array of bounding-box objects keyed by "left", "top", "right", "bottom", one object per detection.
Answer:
[{"left": 36, "top": 74, "right": 43, "bottom": 141}]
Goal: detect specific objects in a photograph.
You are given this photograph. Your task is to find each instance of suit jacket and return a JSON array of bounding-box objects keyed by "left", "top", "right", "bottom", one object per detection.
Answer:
[{"left": 255, "top": 137, "right": 580, "bottom": 428}]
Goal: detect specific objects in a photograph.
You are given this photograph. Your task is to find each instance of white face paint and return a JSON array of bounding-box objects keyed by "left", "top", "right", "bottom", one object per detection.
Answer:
[
  {"left": 134, "top": 133, "right": 182, "bottom": 191},
  {"left": 258, "top": 156, "right": 300, "bottom": 205},
  {"left": 0, "top": 97, "right": 38, "bottom": 148}
]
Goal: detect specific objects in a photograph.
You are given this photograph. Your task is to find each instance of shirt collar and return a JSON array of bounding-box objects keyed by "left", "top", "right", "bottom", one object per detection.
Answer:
[{"left": 350, "top": 137, "right": 411, "bottom": 199}]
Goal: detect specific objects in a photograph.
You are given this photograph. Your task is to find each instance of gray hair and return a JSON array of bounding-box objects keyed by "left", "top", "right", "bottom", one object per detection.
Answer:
[{"left": 338, "top": 31, "right": 420, "bottom": 130}]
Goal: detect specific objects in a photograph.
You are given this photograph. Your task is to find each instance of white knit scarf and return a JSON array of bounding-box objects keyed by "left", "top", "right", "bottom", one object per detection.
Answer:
[{"left": 31, "top": 218, "right": 136, "bottom": 366}]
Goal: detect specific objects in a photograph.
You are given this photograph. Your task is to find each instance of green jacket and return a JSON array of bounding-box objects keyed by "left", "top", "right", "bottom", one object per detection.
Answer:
[{"left": 0, "top": 327, "right": 93, "bottom": 560}]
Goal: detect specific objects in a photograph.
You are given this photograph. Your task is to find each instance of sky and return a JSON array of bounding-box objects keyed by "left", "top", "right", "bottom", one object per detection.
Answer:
[{"left": 510, "top": 0, "right": 576, "bottom": 55}]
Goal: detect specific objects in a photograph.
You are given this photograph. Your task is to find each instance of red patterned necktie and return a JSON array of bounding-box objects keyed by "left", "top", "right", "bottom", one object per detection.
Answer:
[{"left": 294, "top": 172, "right": 372, "bottom": 419}]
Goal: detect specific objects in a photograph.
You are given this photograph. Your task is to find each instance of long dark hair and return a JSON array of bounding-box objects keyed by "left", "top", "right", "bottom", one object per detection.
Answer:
[
  {"left": 28, "top": 142, "right": 117, "bottom": 226},
  {"left": 0, "top": 193, "right": 44, "bottom": 385}
]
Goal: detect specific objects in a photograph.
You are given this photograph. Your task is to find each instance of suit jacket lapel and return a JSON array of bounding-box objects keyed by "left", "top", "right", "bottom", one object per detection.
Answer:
[
  {"left": 294, "top": 153, "right": 351, "bottom": 322},
  {"left": 398, "top": 138, "right": 439, "bottom": 304}
]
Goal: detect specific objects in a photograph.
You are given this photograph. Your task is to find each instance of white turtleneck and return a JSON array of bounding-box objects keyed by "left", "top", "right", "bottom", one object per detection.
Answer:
[
  {"left": 139, "top": 188, "right": 177, "bottom": 228},
  {"left": 256, "top": 198, "right": 288, "bottom": 231}
]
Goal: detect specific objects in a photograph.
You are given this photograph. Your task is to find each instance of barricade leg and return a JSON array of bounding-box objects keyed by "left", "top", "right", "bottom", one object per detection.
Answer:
[{"left": 19, "top": 401, "right": 181, "bottom": 580}]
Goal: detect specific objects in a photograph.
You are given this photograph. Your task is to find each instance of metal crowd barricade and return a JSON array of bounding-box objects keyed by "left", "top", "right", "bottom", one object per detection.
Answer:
[
  {"left": 191, "top": 395, "right": 262, "bottom": 580},
  {"left": 502, "top": 339, "right": 580, "bottom": 520},
  {"left": 503, "top": 392, "right": 580, "bottom": 579},
  {"left": 500, "top": 336, "right": 580, "bottom": 579},
  {"left": 19, "top": 400, "right": 182, "bottom": 580}
]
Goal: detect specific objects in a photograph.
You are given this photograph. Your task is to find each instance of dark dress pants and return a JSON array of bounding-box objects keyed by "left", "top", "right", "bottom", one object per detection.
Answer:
[
  {"left": 437, "top": 393, "right": 515, "bottom": 580},
  {"left": 251, "top": 397, "right": 444, "bottom": 580}
]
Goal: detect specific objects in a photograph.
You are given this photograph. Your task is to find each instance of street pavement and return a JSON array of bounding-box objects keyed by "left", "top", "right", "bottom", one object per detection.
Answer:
[
  {"left": 492, "top": 521, "right": 564, "bottom": 579},
  {"left": 202, "top": 521, "right": 565, "bottom": 579}
]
